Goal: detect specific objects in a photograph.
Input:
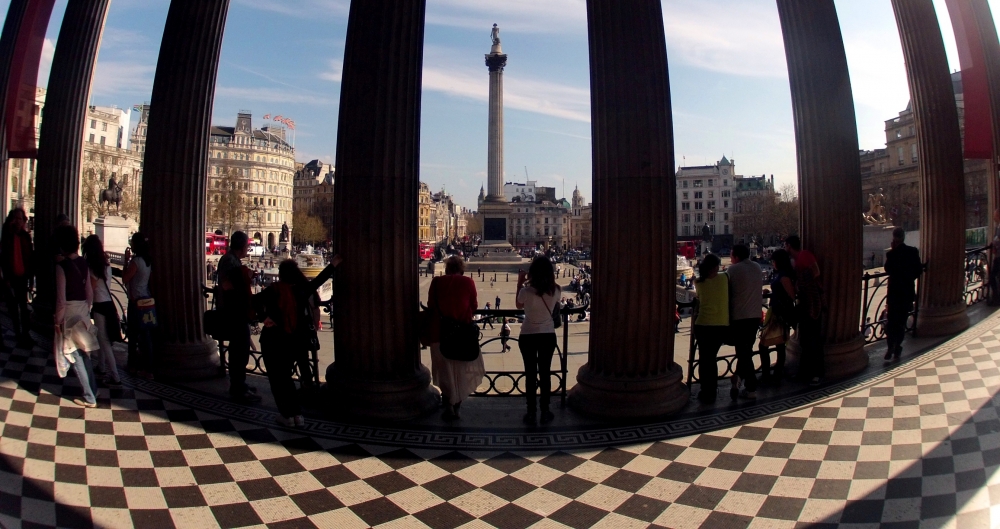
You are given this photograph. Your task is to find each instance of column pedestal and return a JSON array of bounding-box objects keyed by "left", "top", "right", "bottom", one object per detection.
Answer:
[{"left": 571, "top": 363, "right": 687, "bottom": 419}]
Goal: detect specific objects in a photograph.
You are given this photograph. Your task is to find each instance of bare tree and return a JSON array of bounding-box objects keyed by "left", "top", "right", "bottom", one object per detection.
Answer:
[{"left": 208, "top": 166, "right": 248, "bottom": 235}]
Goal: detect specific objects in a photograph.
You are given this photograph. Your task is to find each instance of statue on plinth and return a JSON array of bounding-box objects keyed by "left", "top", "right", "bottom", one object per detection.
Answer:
[
  {"left": 863, "top": 187, "right": 890, "bottom": 226},
  {"left": 491, "top": 23, "right": 501, "bottom": 47},
  {"left": 280, "top": 222, "right": 290, "bottom": 243},
  {"left": 99, "top": 175, "right": 123, "bottom": 216}
]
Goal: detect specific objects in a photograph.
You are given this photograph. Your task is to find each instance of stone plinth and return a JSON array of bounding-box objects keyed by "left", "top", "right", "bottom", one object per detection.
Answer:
[
  {"left": 863, "top": 224, "right": 894, "bottom": 268},
  {"left": 94, "top": 216, "right": 130, "bottom": 254}
]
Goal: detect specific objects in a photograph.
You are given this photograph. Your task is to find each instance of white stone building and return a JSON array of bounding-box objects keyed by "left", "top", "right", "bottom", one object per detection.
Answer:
[{"left": 676, "top": 156, "right": 736, "bottom": 246}]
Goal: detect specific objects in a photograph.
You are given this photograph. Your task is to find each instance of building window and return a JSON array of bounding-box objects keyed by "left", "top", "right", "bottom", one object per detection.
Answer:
[
  {"left": 694, "top": 191, "right": 703, "bottom": 199},
  {"left": 695, "top": 202, "right": 703, "bottom": 210},
  {"left": 708, "top": 191, "right": 714, "bottom": 199},
  {"left": 99, "top": 137, "right": 105, "bottom": 145},
  {"left": 708, "top": 179, "right": 714, "bottom": 187},
  {"left": 693, "top": 180, "right": 703, "bottom": 188},
  {"left": 90, "top": 120, "right": 96, "bottom": 129},
  {"left": 683, "top": 226, "right": 690, "bottom": 236},
  {"left": 722, "top": 190, "right": 730, "bottom": 197},
  {"left": 723, "top": 200, "right": 729, "bottom": 208},
  {"left": 708, "top": 201, "right": 715, "bottom": 209},
  {"left": 682, "top": 192, "right": 688, "bottom": 200},
  {"left": 708, "top": 213, "right": 715, "bottom": 222},
  {"left": 696, "top": 213, "right": 703, "bottom": 223},
  {"left": 896, "top": 129, "right": 902, "bottom": 138},
  {"left": 101, "top": 123, "right": 107, "bottom": 132},
  {"left": 88, "top": 134, "right": 94, "bottom": 143},
  {"left": 724, "top": 212, "right": 729, "bottom": 221},
  {"left": 681, "top": 202, "right": 690, "bottom": 211},
  {"left": 683, "top": 214, "right": 690, "bottom": 223},
  {"left": 911, "top": 143, "right": 917, "bottom": 163},
  {"left": 682, "top": 181, "right": 688, "bottom": 188},
  {"left": 723, "top": 179, "right": 728, "bottom": 186},
  {"left": 897, "top": 146, "right": 904, "bottom": 166},
  {"left": 724, "top": 225, "right": 730, "bottom": 234}
]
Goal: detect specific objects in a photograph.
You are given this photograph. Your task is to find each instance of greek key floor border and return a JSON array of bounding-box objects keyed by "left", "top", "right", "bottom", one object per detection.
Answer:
[{"left": 115, "top": 309, "right": 1000, "bottom": 452}]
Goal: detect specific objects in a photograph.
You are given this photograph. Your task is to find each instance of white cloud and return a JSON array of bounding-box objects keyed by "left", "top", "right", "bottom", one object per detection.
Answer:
[
  {"left": 661, "top": 0, "right": 786, "bottom": 78},
  {"left": 319, "top": 59, "right": 343, "bottom": 82},
  {"left": 36, "top": 38, "right": 55, "bottom": 88},
  {"left": 426, "top": 0, "right": 586, "bottom": 33},
  {"left": 91, "top": 61, "right": 156, "bottom": 97},
  {"left": 215, "top": 86, "right": 337, "bottom": 106},
  {"left": 231, "top": 0, "right": 348, "bottom": 18}
]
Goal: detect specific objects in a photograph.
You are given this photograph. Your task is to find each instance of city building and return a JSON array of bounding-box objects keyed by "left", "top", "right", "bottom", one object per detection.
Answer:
[
  {"left": 292, "top": 159, "right": 330, "bottom": 216},
  {"left": 569, "top": 185, "right": 592, "bottom": 250},
  {"left": 418, "top": 182, "right": 432, "bottom": 243},
  {"left": 508, "top": 186, "right": 571, "bottom": 248},
  {"left": 675, "top": 156, "right": 736, "bottom": 249},
  {"left": 80, "top": 105, "right": 143, "bottom": 230},
  {"left": 431, "top": 189, "right": 467, "bottom": 242},
  {"left": 312, "top": 170, "right": 335, "bottom": 234},
  {"left": 207, "top": 112, "right": 295, "bottom": 249},
  {"left": 731, "top": 174, "right": 778, "bottom": 245},
  {"left": 861, "top": 71, "right": 989, "bottom": 231}
]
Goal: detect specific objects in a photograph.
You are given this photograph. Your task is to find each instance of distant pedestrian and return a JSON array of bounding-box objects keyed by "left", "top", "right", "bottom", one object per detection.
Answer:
[
  {"left": 500, "top": 322, "right": 511, "bottom": 353},
  {"left": 785, "top": 235, "right": 823, "bottom": 386},
  {"left": 693, "top": 254, "right": 728, "bottom": 404},
  {"left": 883, "top": 227, "right": 921, "bottom": 363},
  {"left": 481, "top": 302, "right": 494, "bottom": 329},
  {"left": 727, "top": 244, "right": 763, "bottom": 400},
  {"left": 495, "top": 295, "right": 501, "bottom": 310}
]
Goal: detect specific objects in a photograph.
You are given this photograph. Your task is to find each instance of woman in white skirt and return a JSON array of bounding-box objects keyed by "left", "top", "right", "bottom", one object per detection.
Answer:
[
  {"left": 427, "top": 256, "right": 485, "bottom": 420},
  {"left": 53, "top": 225, "right": 101, "bottom": 408}
]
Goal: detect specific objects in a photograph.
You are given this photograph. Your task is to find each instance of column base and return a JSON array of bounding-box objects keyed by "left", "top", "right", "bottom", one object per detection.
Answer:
[
  {"left": 787, "top": 333, "right": 867, "bottom": 380},
  {"left": 154, "top": 338, "right": 221, "bottom": 380},
  {"left": 325, "top": 363, "right": 440, "bottom": 421},
  {"left": 567, "top": 362, "right": 688, "bottom": 420},
  {"left": 916, "top": 303, "right": 969, "bottom": 337}
]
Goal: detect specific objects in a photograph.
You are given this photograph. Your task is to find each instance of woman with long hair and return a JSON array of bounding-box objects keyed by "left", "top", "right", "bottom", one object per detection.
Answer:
[
  {"left": 694, "top": 253, "right": 728, "bottom": 404},
  {"left": 427, "top": 255, "right": 485, "bottom": 420},
  {"left": 82, "top": 235, "right": 122, "bottom": 387},
  {"left": 253, "top": 255, "right": 342, "bottom": 427},
  {"left": 123, "top": 232, "right": 153, "bottom": 379},
  {"left": 1, "top": 207, "right": 33, "bottom": 345},
  {"left": 761, "top": 249, "right": 796, "bottom": 385},
  {"left": 515, "top": 256, "right": 560, "bottom": 424},
  {"left": 53, "top": 225, "right": 100, "bottom": 407}
]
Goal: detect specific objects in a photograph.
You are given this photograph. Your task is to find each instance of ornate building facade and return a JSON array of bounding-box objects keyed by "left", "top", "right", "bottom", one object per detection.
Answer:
[
  {"left": 418, "top": 182, "right": 432, "bottom": 243},
  {"left": 675, "top": 157, "right": 736, "bottom": 249},
  {"left": 293, "top": 159, "right": 330, "bottom": 216},
  {"left": 206, "top": 112, "right": 295, "bottom": 249},
  {"left": 569, "top": 185, "right": 592, "bottom": 250}
]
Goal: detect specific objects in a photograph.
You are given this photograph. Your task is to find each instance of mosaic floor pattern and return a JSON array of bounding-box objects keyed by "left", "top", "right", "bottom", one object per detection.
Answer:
[{"left": 1, "top": 311, "right": 1000, "bottom": 528}]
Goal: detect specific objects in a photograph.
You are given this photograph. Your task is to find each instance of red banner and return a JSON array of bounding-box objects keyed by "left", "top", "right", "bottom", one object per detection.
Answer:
[
  {"left": 946, "top": 0, "right": 994, "bottom": 159},
  {"left": 5, "top": 0, "right": 56, "bottom": 158}
]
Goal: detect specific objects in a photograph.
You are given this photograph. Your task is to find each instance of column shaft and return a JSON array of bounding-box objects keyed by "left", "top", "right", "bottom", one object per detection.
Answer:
[
  {"left": 326, "top": 0, "right": 438, "bottom": 420},
  {"left": 487, "top": 69, "right": 503, "bottom": 199},
  {"left": 139, "top": 0, "right": 229, "bottom": 378},
  {"left": 0, "top": 0, "right": 31, "bottom": 223},
  {"left": 966, "top": 0, "right": 1000, "bottom": 245},
  {"left": 777, "top": 0, "right": 866, "bottom": 378},
  {"left": 34, "top": 0, "right": 110, "bottom": 319},
  {"left": 892, "top": 0, "right": 969, "bottom": 336},
  {"left": 567, "top": 0, "right": 687, "bottom": 419}
]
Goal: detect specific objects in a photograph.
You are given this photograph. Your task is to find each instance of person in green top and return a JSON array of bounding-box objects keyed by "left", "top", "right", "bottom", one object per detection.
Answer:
[{"left": 694, "top": 254, "right": 729, "bottom": 404}]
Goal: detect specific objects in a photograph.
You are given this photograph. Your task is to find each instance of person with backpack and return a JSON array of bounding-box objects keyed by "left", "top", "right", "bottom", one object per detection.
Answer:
[{"left": 253, "top": 256, "right": 341, "bottom": 427}]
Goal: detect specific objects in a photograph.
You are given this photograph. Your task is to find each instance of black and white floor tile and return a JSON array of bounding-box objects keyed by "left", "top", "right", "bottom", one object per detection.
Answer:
[{"left": 1, "top": 311, "right": 1000, "bottom": 527}]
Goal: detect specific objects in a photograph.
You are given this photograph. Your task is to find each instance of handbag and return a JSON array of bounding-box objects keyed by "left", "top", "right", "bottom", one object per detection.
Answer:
[
  {"left": 543, "top": 296, "right": 562, "bottom": 329},
  {"left": 136, "top": 297, "right": 158, "bottom": 329},
  {"left": 759, "top": 308, "right": 787, "bottom": 348},
  {"left": 438, "top": 315, "right": 481, "bottom": 361}
]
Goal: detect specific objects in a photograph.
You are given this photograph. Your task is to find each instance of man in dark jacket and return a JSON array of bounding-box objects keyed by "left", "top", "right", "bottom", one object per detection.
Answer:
[
  {"left": 884, "top": 227, "right": 922, "bottom": 362},
  {"left": 216, "top": 231, "right": 260, "bottom": 403},
  {"left": 1, "top": 208, "right": 33, "bottom": 345}
]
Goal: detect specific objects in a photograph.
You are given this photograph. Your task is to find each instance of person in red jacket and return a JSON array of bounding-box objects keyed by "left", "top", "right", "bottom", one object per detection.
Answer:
[
  {"left": 1, "top": 208, "right": 33, "bottom": 346},
  {"left": 427, "top": 256, "right": 485, "bottom": 420}
]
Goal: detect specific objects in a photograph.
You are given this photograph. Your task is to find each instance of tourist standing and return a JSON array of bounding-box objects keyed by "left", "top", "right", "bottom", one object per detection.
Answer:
[
  {"left": 1, "top": 207, "right": 33, "bottom": 346},
  {"left": 784, "top": 235, "right": 823, "bottom": 385},
  {"left": 427, "top": 256, "right": 485, "bottom": 420},
  {"left": 883, "top": 227, "right": 922, "bottom": 362},
  {"left": 253, "top": 256, "right": 341, "bottom": 427},
  {"left": 481, "top": 302, "right": 495, "bottom": 329},
  {"left": 216, "top": 232, "right": 260, "bottom": 403},
  {"left": 500, "top": 321, "right": 511, "bottom": 353},
  {"left": 694, "top": 254, "right": 728, "bottom": 404},
  {"left": 123, "top": 233, "right": 155, "bottom": 380},
  {"left": 515, "top": 257, "right": 560, "bottom": 424},
  {"left": 53, "top": 225, "right": 99, "bottom": 408},
  {"left": 761, "top": 249, "right": 796, "bottom": 385},
  {"left": 83, "top": 235, "right": 121, "bottom": 387},
  {"left": 727, "top": 245, "right": 762, "bottom": 399}
]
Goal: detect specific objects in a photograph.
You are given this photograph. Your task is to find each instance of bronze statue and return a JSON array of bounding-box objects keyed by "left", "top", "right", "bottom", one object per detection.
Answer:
[
  {"left": 863, "top": 187, "right": 889, "bottom": 225},
  {"left": 491, "top": 24, "right": 501, "bottom": 47},
  {"left": 280, "top": 222, "right": 290, "bottom": 242},
  {"left": 99, "top": 175, "right": 123, "bottom": 216}
]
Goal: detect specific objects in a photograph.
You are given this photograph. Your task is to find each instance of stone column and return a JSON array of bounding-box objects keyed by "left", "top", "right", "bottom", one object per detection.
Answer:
[
  {"left": 0, "top": 0, "right": 31, "bottom": 223},
  {"left": 33, "top": 0, "right": 110, "bottom": 320},
  {"left": 325, "top": 0, "right": 438, "bottom": 420},
  {"left": 892, "top": 0, "right": 969, "bottom": 336},
  {"left": 485, "top": 50, "right": 506, "bottom": 202},
  {"left": 139, "top": 0, "right": 229, "bottom": 379},
  {"left": 969, "top": 0, "right": 1000, "bottom": 252},
  {"left": 567, "top": 0, "right": 688, "bottom": 419},
  {"left": 777, "top": 0, "right": 866, "bottom": 378}
]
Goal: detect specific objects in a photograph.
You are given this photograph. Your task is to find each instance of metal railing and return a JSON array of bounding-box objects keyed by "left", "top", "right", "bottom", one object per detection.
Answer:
[
  {"left": 860, "top": 268, "right": 920, "bottom": 344},
  {"left": 964, "top": 246, "right": 989, "bottom": 306}
]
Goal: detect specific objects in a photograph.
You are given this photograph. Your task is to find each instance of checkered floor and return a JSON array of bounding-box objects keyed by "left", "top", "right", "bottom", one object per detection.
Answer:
[{"left": 2, "top": 313, "right": 1000, "bottom": 528}]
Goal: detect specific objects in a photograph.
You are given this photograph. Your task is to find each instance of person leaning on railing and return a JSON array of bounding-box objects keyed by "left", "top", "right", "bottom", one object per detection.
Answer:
[
  {"left": 516, "top": 257, "right": 561, "bottom": 425},
  {"left": 761, "top": 249, "right": 796, "bottom": 386},
  {"left": 693, "top": 254, "right": 728, "bottom": 404}
]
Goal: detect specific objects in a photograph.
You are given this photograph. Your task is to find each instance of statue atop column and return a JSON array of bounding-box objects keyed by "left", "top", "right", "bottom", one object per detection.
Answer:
[{"left": 490, "top": 23, "right": 502, "bottom": 54}]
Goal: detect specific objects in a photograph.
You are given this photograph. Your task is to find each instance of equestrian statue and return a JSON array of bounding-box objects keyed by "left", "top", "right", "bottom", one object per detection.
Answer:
[{"left": 99, "top": 175, "right": 123, "bottom": 216}]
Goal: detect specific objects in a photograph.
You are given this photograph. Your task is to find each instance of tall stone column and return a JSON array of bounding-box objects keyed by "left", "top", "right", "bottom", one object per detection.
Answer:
[
  {"left": 33, "top": 0, "right": 110, "bottom": 321},
  {"left": 139, "top": 0, "right": 229, "bottom": 378},
  {"left": 969, "top": 0, "right": 1000, "bottom": 254},
  {"left": 777, "top": 0, "right": 866, "bottom": 378},
  {"left": 567, "top": 0, "right": 687, "bottom": 419},
  {"left": 892, "top": 0, "right": 969, "bottom": 336},
  {"left": 325, "top": 0, "right": 438, "bottom": 420}
]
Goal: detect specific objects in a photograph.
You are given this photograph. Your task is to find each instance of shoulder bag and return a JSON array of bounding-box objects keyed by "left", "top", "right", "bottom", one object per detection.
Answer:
[
  {"left": 542, "top": 295, "right": 562, "bottom": 329},
  {"left": 436, "top": 289, "right": 480, "bottom": 362}
]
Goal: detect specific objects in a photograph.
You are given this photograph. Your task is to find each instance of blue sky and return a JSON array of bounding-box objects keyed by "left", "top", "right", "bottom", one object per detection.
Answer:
[{"left": 4, "top": 0, "right": 997, "bottom": 211}]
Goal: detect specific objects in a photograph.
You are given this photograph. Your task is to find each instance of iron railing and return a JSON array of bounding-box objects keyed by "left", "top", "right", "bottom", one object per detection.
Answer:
[
  {"left": 860, "top": 268, "right": 920, "bottom": 344},
  {"left": 964, "top": 245, "right": 989, "bottom": 306}
]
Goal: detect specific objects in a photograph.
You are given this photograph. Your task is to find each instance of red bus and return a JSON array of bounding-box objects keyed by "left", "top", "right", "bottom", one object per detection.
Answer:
[
  {"left": 419, "top": 242, "right": 434, "bottom": 261},
  {"left": 677, "top": 241, "right": 696, "bottom": 260},
  {"left": 206, "top": 233, "right": 228, "bottom": 255}
]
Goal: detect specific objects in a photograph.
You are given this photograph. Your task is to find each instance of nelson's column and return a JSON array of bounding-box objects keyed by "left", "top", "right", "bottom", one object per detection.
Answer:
[{"left": 478, "top": 24, "right": 514, "bottom": 253}]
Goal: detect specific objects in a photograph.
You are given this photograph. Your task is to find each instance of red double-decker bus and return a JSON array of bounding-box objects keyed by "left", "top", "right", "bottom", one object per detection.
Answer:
[
  {"left": 677, "top": 241, "right": 697, "bottom": 260},
  {"left": 419, "top": 242, "right": 434, "bottom": 261},
  {"left": 206, "top": 233, "right": 228, "bottom": 255}
]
